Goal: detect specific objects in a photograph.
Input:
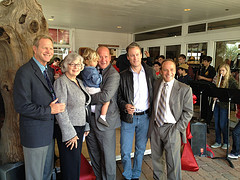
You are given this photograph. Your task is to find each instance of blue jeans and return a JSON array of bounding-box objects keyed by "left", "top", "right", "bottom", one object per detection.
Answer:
[
  {"left": 120, "top": 114, "right": 149, "bottom": 179},
  {"left": 214, "top": 103, "right": 228, "bottom": 144},
  {"left": 231, "top": 121, "right": 240, "bottom": 156}
]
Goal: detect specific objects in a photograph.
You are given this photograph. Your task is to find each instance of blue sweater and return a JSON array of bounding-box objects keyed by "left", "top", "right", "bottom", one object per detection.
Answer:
[{"left": 81, "top": 66, "right": 102, "bottom": 88}]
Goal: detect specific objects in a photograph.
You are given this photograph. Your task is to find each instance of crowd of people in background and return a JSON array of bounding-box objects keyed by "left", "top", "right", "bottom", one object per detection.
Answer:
[{"left": 13, "top": 34, "right": 240, "bottom": 180}]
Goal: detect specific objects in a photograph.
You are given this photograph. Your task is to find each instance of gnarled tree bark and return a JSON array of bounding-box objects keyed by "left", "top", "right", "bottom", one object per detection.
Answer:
[{"left": 0, "top": 0, "right": 49, "bottom": 164}]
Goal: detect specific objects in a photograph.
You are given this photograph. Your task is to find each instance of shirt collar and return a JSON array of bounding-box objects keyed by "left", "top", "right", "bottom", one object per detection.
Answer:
[
  {"left": 130, "top": 65, "right": 144, "bottom": 74},
  {"left": 163, "top": 78, "right": 175, "bottom": 87},
  {"left": 33, "top": 56, "right": 48, "bottom": 73}
]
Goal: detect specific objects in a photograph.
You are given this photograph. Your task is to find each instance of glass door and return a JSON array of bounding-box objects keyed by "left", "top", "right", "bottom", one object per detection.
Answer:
[{"left": 166, "top": 45, "right": 181, "bottom": 62}]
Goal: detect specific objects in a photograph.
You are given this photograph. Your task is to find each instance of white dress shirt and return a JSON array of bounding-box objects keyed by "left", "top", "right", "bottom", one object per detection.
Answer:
[
  {"left": 131, "top": 66, "right": 149, "bottom": 112},
  {"left": 156, "top": 79, "right": 176, "bottom": 124}
]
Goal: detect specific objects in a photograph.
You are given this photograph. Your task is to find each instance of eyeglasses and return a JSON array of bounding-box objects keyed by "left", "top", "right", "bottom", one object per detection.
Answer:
[{"left": 68, "top": 63, "right": 81, "bottom": 68}]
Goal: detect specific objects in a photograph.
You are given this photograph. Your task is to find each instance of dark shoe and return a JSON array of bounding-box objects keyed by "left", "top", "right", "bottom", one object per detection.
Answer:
[
  {"left": 98, "top": 117, "right": 109, "bottom": 127},
  {"left": 228, "top": 153, "right": 238, "bottom": 159},
  {"left": 132, "top": 179, "right": 139, "bottom": 180}
]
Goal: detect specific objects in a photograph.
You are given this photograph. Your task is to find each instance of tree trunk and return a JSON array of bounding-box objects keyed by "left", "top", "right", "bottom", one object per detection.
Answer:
[{"left": 0, "top": 0, "right": 49, "bottom": 164}]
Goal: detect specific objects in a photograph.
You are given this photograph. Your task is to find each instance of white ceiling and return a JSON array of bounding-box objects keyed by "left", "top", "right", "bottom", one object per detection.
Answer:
[{"left": 38, "top": 0, "right": 240, "bottom": 34}]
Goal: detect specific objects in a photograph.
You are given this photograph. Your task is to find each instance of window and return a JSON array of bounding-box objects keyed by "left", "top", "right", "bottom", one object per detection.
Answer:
[
  {"left": 149, "top": 46, "right": 160, "bottom": 59},
  {"left": 208, "top": 18, "right": 240, "bottom": 30},
  {"left": 49, "top": 28, "right": 70, "bottom": 45},
  {"left": 188, "top": 24, "right": 206, "bottom": 34},
  {"left": 49, "top": 28, "right": 71, "bottom": 61},
  {"left": 215, "top": 40, "right": 240, "bottom": 70},
  {"left": 187, "top": 43, "right": 207, "bottom": 62},
  {"left": 53, "top": 47, "right": 70, "bottom": 60},
  {"left": 166, "top": 45, "right": 181, "bottom": 61},
  {"left": 135, "top": 26, "right": 182, "bottom": 41}
]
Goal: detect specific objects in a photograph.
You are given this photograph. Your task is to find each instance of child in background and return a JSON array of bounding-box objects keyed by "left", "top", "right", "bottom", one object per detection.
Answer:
[
  {"left": 50, "top": 57, "right": 63, "bottom": 79},
  {"left": 112, "top": 58, "right": 120, "bottom": 72},
  {"left": 153, "top": 62, "right": 161, "bottom": 79},
  {"left": 177, "top": 63, "right": 193, "bottom": 85},
  {"left": 81, "top": 48, "right": 110, "bottom": 127}
]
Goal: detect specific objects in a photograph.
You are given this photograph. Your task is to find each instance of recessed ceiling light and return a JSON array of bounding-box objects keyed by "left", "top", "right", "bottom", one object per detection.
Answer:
[
  {"left": 48, "top": 16, "right": 54, "bottom": 21},
  {"left": 184, "top": 9, "right": 191, "bottom": 12},
  {"left": 116, "top": 26, "right": 122, "bottom": 29}
]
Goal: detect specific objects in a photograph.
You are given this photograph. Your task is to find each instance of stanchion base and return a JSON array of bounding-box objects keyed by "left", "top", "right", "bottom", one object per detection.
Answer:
[{"left": 212, "top": 156, "right": 234, "bottom": 168}]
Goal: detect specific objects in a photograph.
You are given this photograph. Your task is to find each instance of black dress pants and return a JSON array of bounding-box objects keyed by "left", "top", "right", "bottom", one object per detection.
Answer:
[
  {"left": 55, "top": 125, "right": 85, "bottom": 180},
  {"left": 201, "top": 92, "right": 213, "bottom": 125}
]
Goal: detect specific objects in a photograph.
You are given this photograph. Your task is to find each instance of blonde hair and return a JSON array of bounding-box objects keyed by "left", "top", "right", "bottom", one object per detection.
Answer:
[
  {"left": 216, "top": 63, "right": 231, "bottom": 88},
  {"left": 82, "top": 48, "right": 99, "bottom": 65},
  {"left": 33, "top": 34, "right": 53, "bottom": 47}
]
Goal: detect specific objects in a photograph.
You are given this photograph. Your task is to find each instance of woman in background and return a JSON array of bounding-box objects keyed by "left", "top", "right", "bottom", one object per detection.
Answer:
[
  {"left": 211, "top": 63, "right": 238, "bottom": 150},
  {"left": 54, "top": 53, "right": 91, "bottom": 180}
]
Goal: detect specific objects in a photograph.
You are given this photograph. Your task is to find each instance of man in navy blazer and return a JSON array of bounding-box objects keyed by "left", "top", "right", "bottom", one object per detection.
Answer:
[{"left": 13, "top": 34, "right": 65, "bottom": 180}]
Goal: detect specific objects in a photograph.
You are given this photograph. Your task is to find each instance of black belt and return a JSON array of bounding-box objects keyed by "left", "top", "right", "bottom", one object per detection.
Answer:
[{"left": 134, "top": 109, "right": 149, "bottom": 116}]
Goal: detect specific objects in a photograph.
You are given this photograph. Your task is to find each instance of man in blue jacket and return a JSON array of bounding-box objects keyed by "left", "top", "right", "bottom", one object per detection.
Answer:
[{"left": 13, "top": 34, "right": 65, "bottom": 180}]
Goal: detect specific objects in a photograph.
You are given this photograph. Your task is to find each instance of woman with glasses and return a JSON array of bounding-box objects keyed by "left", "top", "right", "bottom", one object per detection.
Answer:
[{"left": 54, "top": 53, "right": 91, "bottom": 180}]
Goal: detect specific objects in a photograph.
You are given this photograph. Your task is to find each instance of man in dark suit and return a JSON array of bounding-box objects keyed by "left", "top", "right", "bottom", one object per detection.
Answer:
[
  {"left": 13, "top": 34, "right": 65, "bottom": 180},
  {"left": 148, "top": 59, "right": 193, "bottom": 180},
  {"left": 86, "top": 46, "right": 121, "bottom": 180}
]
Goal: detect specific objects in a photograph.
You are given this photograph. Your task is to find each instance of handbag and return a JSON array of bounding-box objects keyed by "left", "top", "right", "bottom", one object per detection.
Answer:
[{"left": 181, "top": 140, "right": 199, "bottom": 171}]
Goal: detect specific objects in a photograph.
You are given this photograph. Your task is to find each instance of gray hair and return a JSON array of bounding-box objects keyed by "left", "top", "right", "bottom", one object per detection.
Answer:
[{"left": 61, "top": 53, "right": 84, "bottom": 73}]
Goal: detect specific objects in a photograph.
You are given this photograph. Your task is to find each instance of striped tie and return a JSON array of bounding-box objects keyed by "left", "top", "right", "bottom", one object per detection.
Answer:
[{"left": 156, "top": 83, "right": 168, "bottom": 126}]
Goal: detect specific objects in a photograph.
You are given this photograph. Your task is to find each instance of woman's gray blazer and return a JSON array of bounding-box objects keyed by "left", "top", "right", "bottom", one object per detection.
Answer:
[{"left": 54, "top": 74, "right": 91, "bottom": 142}]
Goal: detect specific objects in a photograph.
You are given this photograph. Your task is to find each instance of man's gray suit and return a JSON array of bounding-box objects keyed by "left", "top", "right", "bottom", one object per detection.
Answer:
[
  {"left": 148, "top": 78, "right": 193, "bottom": 180},
  {"left": 86, "top": 64, "right": 120, "bottom": 180}
]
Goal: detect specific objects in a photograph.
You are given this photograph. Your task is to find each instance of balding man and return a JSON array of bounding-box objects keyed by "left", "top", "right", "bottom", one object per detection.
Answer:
[
  {"left": 86, "top": 46, "right": 121, "bottom": 180},
  {"left": 148, "top": 59, "right": 193, "bottom": 180}
]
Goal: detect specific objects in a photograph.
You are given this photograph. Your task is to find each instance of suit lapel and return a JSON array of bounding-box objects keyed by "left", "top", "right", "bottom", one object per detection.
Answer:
[
  {"left": 47, "top": 66, "right": 54, "bottom": 82},
  {"left": 30, "top": 59, "right": 51, "bottom": 92},
  {"left": 154, "top": 78, "right": 162, "bottom": 115},
  {"left": 100, "top": 64, "right": 111, "bottom": 89},
  {"left": 169, "top": 80, "right": 180, "bottom": 115}
]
